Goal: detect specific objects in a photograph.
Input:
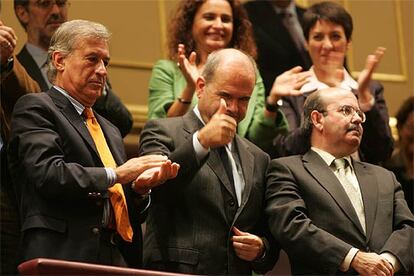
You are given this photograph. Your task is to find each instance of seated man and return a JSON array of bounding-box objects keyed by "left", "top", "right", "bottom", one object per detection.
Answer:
[
  {"left": 8, "top": 19, "right": 179, "bottom": 268},
  {"left": 139, "top": 48, "right": 279, "bottom": 275},
  {"left": 266, "top": 87, "right": 413, "bottom": 275}
]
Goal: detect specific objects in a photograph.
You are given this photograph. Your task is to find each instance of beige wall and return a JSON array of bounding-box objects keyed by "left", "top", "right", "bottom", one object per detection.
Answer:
[{"left": 1, "top": 0, "right": 412, "bottom": 127}]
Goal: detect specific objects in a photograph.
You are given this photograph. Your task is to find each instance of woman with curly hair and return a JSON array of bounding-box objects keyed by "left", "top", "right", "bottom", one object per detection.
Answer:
[{"left": 147, "top": 0, "right": 293, "bottom": 151}]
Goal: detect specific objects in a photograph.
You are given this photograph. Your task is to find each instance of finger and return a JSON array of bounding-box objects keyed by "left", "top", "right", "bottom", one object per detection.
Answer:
[
  {"left": 216, "top": 98, "right": 227, "bottom": 115},
  {"left": 232, "top": 226, "right": 248, "bottom": 236},
  {"left": 374, "top": 46, "right": 386, "bottom": 61},
  {"left": 170, "top": 163, "right": 180, "bottom": 178},
  {"left": 288, "top": 65, "right": 303, "bottom": 74},
  {"left": 189, "top": 51, "right": 197, "bottom": 64}
]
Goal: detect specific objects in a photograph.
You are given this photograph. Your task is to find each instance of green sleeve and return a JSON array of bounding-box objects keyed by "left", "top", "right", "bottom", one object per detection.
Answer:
[{"left": 238, "top": 71, "right": 289, "bottom": 152}]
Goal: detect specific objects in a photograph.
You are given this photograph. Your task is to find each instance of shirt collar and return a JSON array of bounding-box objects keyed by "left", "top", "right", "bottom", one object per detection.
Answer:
[
  {"left": 300, "top": 67, "right": 358, "bottom": 95},
  {"left": 25, "top": 43, "right": 48, "bottom": 68},
  {"left": 53, "top": 85, "right": 85, "bottom": 116},
  {"left": 311, "top": 147, "right": 354, "bottom": 170}
]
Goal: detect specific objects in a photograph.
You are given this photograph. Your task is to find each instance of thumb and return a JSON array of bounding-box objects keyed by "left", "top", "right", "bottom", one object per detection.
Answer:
[
  {"left": 216, "top": 98, "right": 227, "bottom": 115},
  {"left": 232, "top": 226, "right": 248, "bottom": 236}
]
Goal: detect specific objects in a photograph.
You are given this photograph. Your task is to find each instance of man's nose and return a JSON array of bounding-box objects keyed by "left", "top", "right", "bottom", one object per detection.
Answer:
[{"left": 96, "top": 60, "right": 107, "bottom": 76}]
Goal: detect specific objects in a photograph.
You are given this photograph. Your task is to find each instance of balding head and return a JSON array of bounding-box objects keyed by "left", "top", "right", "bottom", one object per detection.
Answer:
[
  {"left": 196, "top": 48, "right": 257, "bottom": 124},
  {"left": 304, "top": 87, "right": 363, "bottom": 157}
]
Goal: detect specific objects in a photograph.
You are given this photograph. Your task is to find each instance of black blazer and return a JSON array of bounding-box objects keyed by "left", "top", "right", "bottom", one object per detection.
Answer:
[
  {"left": 16, "top": 46, "right": 133, "bottom": 137},
  {"left": 8, "top": 88, "right": 145, "bottom": 267},
  {"left": 244, "top": 0, "right": 311, "bottom": 96},
  {"left": 138, "top": 111, "right": 279, "bottom": 275}
]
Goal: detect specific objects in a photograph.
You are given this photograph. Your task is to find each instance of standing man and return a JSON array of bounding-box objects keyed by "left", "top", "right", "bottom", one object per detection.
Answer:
[
  {"left": 244, "top": 0, "right": 311, "bottom": 97},
  {"left": 266, "top": 87, "right": 413, "bottom": 275},
  {"left": 139, "top": 49, "right": 279, "bottom": 275},
  {"left": 8, "top": 20, "right": 179, "bottom": 268},
  {"left": 13, "top": 0, "right": 132, "bottom": 137}
]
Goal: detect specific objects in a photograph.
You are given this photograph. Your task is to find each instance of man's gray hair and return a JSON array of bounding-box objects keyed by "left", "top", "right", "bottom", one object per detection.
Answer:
[
  {"left": 47, "top": 19, "right": 111, "bottom": 82},
  {"left": 201, "top": 48, "right": 257, "bottom": 84},
  {"left": 302, "top": 90, "right": 326, "bottom": 136}
]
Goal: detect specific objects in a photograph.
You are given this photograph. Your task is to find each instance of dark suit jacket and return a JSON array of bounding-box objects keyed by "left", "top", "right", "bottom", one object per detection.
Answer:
[
  {"left": 273, "top": 81, "right": 394, "bottom": 164},
  {"left": 138, "top": 111, "right": 279, "bottom": 275},
  {"left": 16, "top": 45, "right": 133, "bottom": 137},
  {"left": 244, "top": 0, "right": 311, "bottom": 96},
  {"left": 7, "top": 88, "right": 146, "bottom": 267},
  {"left": 266, "top": 150, "right": 414, "bottom": 275}
]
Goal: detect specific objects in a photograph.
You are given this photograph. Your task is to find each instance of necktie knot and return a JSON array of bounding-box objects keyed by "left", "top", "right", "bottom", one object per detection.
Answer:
[
  {"left": 83, "top": 107, "right": 95, "bottom": 120},
  {"left": 333, "top": 158, "right": 350, "bottom": 171}
]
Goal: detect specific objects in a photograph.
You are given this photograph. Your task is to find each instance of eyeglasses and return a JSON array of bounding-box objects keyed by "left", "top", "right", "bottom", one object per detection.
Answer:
[
  {"left": 33, "top": 0, "right": 69, "bottom": 10},
  {"left": 320, "top": 104, "right": 366, "bottom": 123}
]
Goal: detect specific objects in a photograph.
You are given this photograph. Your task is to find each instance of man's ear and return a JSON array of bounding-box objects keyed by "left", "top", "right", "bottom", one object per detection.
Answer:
[
  {"left": 310, "top": 110, "right": 324, "bottom": 132},
  {"left": 52, "top": 51, "right": 65, "bottom": 72},
  {"left": 195, "top": 76, "right": 206, "bottom": 99},
  {"left": 15, "top": 5, "right": 30, "bottom": 27}
]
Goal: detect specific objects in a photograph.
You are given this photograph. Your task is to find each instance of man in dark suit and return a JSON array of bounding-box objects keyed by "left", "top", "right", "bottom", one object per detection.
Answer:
[
  {"left": 139, "top": 49, "right": 279, "bottom": 275},
  {"left": 266, "top": 87, "right": 414, "bottom": 275},
  {"left": 13, "top": 0, "right": 132, "bottom": 137},
  {"left": 244, "top": 0, "right": 311, "bottom": 97},
  {"left": 8, "top": 19, "right": 179, "bottom": 268}
]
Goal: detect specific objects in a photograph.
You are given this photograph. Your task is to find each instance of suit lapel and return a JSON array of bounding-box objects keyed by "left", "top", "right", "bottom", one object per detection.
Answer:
[
  {"left": 47, "top": 89, "right": 101, "bottom": 162},
  {"left": 354, "top": 161, "right": 378, "bottom": 242},
  {"left": 17, "top": 46, "right": 49, "bottom": 91},
  {"left": 234, "top": 136, "right": 254, "bottom": 209},
  {"left": 303, "top": 151, "right": 365, "bottom": 235}
]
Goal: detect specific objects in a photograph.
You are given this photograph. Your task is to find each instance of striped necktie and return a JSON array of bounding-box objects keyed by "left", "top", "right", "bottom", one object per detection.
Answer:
[{"left": 83, "top": 107, "right": 133, "bottom": 242}]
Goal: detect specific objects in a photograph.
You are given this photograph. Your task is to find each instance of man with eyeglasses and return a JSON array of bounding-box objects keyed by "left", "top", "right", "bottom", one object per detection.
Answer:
[
  {"left": 13, "top": 0, "right": 133, "bottom": 137},
  {"left": 265, "top": 87, "right": 413, "bottom": 275}
]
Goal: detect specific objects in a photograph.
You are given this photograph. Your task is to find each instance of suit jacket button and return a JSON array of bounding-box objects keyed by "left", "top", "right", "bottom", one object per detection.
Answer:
[
  {"left": 366, "top": 246, "right": 370, "bottom": 252},
  {"left": 228, "top": 199, "right": 235, "bottom": 207},
  {"left": 92, "top": 227, "right": 100, "bottom": 235}
]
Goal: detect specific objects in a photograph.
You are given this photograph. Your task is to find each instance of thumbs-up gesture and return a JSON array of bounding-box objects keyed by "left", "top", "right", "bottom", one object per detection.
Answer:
[{"left": 197, "top": 99, "right": 237, "bottom": 149}]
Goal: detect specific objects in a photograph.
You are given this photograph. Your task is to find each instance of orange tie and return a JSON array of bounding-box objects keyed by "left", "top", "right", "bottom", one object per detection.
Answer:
[{"left": 83, "top": 107, "right": 133, "bottom": 242}]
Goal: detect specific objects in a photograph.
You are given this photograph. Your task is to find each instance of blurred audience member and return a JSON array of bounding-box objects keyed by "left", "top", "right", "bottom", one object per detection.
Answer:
[
  {"left": 0, "top": 19, "right": 40, "bottom": 275},
  {"left": 148, "top": 0, "right": 294, "bottom": 152},
  {"left": 13, "top": 0, "right": 132, "bottom": 137},
  {"left": 270, "top": 1, "right": 393, "bottom": 164},
  {"left": 244, "top": 0, "right": 311, "bottom": 97},
  {"left": 385, "top": 96, "right": 414, "bottom": 212}
]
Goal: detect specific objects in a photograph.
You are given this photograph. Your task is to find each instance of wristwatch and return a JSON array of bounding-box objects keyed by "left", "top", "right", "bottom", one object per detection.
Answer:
[
  {"left": 265, "top": 97, "right": 282, "bottom": 112},
  {"left": 1, "top": 56, "right": 14, "bottom": 76}
]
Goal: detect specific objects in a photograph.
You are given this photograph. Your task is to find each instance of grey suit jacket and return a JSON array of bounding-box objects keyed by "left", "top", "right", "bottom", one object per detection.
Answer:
[
  {"left": 7, "top": 88, "right": 146, "bottom": 267},
  {"left": 266, "top": 150, "right": 414, "bottom": 275},
  {"left": 138, "top": 111, "right": 279, "bottom": 275}
]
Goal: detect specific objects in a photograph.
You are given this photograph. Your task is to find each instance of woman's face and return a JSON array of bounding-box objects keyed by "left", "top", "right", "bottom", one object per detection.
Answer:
[
  {"left": 306, "top": 19, "right": 351, "bottom": 71},
  {"left": 192, "top": 0, "right": 233, "bottom": 55}
]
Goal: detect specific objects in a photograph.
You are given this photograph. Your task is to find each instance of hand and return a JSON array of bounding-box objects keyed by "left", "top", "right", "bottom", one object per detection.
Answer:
[
  {"left": 0, "top": 21, "right": 17, "bottom": 66},
  {"left": 351, "top": 251, "right": 394, "bottom": 276},
  {"left": 268, "top": 66, "right": 311, "bottom": 104},
  {"left": 197, "top": 99, "right": 237, "bottom": 149},
  {"left": 132, "top": 160, "right": 180, "bottom": 194},
  {"left": 114, "top": 155, "right": 169, "bottom": 184},
  {"left": 357, "top": 47, "right": 386, "bottom": 109},
  {"left": 231, "top": 227, "right": 265, "bottom": 262},
  {"left": 177, "top": 44, "right": 199, "bottom": 92}
]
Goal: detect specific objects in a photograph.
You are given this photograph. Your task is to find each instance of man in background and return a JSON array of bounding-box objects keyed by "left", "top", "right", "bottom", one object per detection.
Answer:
[
  {"left": 13, "top": 0, "right": 132, "bottom": 137},
  {"left": 244, "top": 0, "right": 311, "bottom": 97}
]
